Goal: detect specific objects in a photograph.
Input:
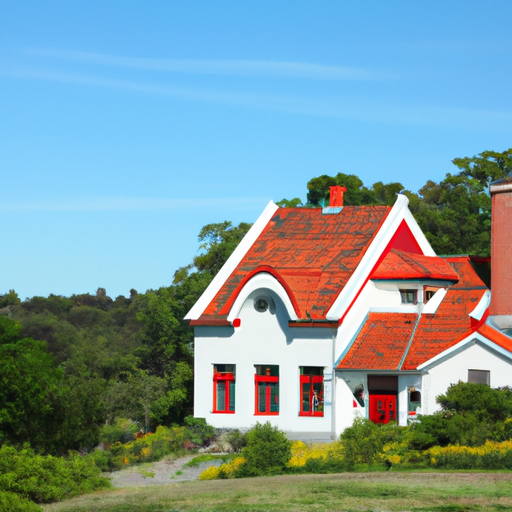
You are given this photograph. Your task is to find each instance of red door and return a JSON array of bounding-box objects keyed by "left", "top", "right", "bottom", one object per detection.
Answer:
[{"left": 369, "top": 394, "right": 396, "bottom": 424}]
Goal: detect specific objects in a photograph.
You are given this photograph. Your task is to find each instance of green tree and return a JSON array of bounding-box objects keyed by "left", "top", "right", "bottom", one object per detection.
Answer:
[
  {"left": 0, "top": 289, "right": 21, "bottom": 308},
  {"left": 452, "top": 148, "right": 512, "bottom": 189},
  {"left": 0, "top": 317, "right": 62, "bottom": 451},
  {"left": 194, "top": 221, "right": 252, "bottom": 276}
]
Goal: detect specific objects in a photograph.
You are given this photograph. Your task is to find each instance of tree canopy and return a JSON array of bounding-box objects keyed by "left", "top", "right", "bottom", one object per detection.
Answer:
[{"left": 278, "top": 148, "right": 512, "bottom": 256}]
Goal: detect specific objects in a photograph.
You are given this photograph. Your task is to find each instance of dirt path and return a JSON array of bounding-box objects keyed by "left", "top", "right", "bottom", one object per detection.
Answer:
[{"left": 105, "top": 455, "right": 224, "bottom": 488}]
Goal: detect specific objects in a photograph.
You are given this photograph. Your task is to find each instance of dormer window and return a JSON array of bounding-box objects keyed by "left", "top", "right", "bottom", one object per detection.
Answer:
[
  {"left": 425, "top": 290, "right": 436, "bottom": 302},
  {"left": 400, "top": 289, "right": 417, "bottom": 305},
  {"left": 424, "top": 286, "right": 441, "bottom": 303}
]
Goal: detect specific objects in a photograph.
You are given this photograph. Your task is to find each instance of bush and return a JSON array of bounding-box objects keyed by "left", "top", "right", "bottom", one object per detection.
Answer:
[
  {"left": 99, "top": 418, "right": 139, "bottom": 445},
  {"left": 427, "top": 440, "right": 512, "bottom": 470},
  {"left": 225, "top": 429, "right": 247, "bottom": 452},
  {"left": 413, "top": 382, "right": 512, "bottom": 447},
  {"left": 0, "top": 491, "right": 41, "bottom": 512},
  {"left": 183, "top": 416, "right": 216, "bottom": 446},
  {"left": 340, "top": 417, "right": 405, "bottom": 468},
  {"left": 240, "top": 422, "right": 291, "bottom": 476},
  {"left": 0, "top": 445, "right": 110, "bottom": 504},
  {"left": 98, "top": 425, "right": 190, "bottom": 469},
  {"left": 286, "top": 440, "right": 348, "bottom": 474}
]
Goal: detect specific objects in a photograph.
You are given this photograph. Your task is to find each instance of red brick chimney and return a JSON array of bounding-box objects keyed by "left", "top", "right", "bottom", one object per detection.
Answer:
[
  {"left": 330, "top": 186, "right": 347, "bottom": 207},
  {"left": 489, "top": 175, "right": 512, "bottom": 317}
]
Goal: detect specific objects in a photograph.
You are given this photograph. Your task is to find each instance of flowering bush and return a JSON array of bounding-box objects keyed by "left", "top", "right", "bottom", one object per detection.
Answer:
[
  {"left": 286, "top": 441, "right": 330, "bottom": 468},
  {"left": 95, "top": 425, "right": 190, "bottom": 470},
  {"left": 427, "top": 440, "right": 512, "bottom": 469},
  {"left": 198, "top": 457, "right": 246, "bottom": 480}
]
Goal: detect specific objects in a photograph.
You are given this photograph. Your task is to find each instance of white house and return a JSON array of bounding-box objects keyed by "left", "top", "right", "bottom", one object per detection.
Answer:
[{"left": 186, "top": 183, "right": 512, "bottom": 440}]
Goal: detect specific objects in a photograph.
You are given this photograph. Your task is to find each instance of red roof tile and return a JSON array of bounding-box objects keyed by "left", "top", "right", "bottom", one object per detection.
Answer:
[
  {"left": 197, "top": 205, "right": 391, "bottom": 322},
  {"left": 371, "top": 249, "right": 460, "bottom": 282},
  {"left": 338, "top": 313, "right": 417, "bottom": 370},
  {"left": 338, "top": 256, "right": 490, "bottom": 370}
]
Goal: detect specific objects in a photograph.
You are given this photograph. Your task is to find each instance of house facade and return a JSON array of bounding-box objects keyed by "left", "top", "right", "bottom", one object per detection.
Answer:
[{"left": 186, "top": 185, "right": 512, "bottom": 440}]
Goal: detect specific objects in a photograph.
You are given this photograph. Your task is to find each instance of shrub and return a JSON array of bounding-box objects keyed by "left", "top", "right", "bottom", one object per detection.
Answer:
[
  {"left": 225, "top": 429, "right": 247, "bottom": 452},
  {"left": 286, "top": 441, "right": 348, "bottom": 474},
  {"left": 413, "top": 382, "right": 512, "bottom": 447},
  {"left": 340, "top": 417, "right": 405, "bottom": 468},
  {"left": 183, "top": 416, "right": 216, "bottom": 446},
  {"left": 240, "top": 422, "right": 291, "bottom": 476},
  {"left": 99, "top": 418, "right": 139, "bottom": 445},
  {"left": 0, "top": 445, "right": 110, "bottom": 504},
  {"left": 427, "top": 440, "right": 512, "bottom": 470},
  {"left": 0, "top": 491, "right": 41, "bottom": 512},
  {"left": 198, "top": 456, "right": 246, "bottom": 480}
]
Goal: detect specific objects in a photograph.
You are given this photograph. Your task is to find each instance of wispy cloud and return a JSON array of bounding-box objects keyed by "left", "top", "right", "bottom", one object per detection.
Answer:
[
  {"left": 0, "top": 196, "right": 270, "bottom": 212},
  {"left": 23, "top": 48, "right": 384, "bottom": 81},
  {"left": 2, "top": 67, "right": 511, "bottom": 131}
]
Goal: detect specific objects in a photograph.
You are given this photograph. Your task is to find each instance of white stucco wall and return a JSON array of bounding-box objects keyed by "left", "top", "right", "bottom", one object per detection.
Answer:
[
  {"left": 422, "top": 340, "right": 512, "bottom": 415},
  {"left": 193, "top": 288, "right": 335, "bottom": 438}
]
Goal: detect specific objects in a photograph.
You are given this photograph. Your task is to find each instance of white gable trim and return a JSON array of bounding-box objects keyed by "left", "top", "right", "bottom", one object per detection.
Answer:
[
  {"left": 326, "top": 194, "right": 435, "bottom": 321},
  {"left": 417, "top": 331, "right": 512, "bottom": 371},
  {"left": 469, "top": 290, "right": 491, "bottom": 322},
  {"left": 422, "top": 288, "right": 447, "bottom": 314},
  {"left": 185, "top": 200, "right": 279, "bottom": 320},
  {"left": 226, "top": 272, "right": 298, "bottom": 322}
]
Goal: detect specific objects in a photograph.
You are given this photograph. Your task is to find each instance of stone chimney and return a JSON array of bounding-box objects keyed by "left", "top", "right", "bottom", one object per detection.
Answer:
[
  {"left": 489, "top": 175, "right": 512, "bottom": 320},
  {"left": 330, "top": 186, "right": 347, "bottom": 207}
]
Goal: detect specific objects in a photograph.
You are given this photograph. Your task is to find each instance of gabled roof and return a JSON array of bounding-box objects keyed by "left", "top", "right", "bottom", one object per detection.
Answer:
[
  {"left": 337, "top": 256, "right": 490, "bottom": 371},
  {"left": 371, "top": 249, "right": 460, "bottom": 282},
  {"left": 193, "top": 205, "right": 392, "bottom": 323}
]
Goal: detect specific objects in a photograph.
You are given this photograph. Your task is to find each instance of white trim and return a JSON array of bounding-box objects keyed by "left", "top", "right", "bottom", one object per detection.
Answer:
[
  {"left": 185, "top": 201, "right": 279, "bottom": 320},
  {"left": 418, "top": 331, "right": 512, "bottom": 370},
  {"left": 423, "top": 288, "right": 447, "bottom": 314},
  {"left": 469, "top": 290, "right": 491, "bottom": 322},
  {"left": 226, "top": 272, "right": 298, "bottom": 322},
  {"left": 326, "top": 194, "right": 435, "bottom": 321},
  {"left": 403, "top": 208, "right": 436, "bottom": 257}
]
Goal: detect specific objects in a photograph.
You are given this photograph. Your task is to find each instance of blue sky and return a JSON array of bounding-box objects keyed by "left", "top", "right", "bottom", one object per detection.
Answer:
[{"left": 1, "top": 1, "right": 511, "bottom": 300}]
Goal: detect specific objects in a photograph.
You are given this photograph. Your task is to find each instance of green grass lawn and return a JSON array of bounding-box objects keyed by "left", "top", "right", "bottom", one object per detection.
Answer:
[{"left": 43, "top": 472, "right": 512, "bottom": 512}]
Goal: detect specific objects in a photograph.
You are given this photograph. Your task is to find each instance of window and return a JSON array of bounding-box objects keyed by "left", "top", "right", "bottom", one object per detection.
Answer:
[
  {"left": 299, "top": 367, "right": 324, "bottom": 416},
  {"left": 408, "top": 388, "right": 421, "bottom": 417},
  {"left": 468, "top": 369, "right": 490, "bottom": 385},
  {"left": 400, "top": 289, "right": 417, "bottom": 305},
  {"left": 424, "top": 286, "right": 441, "bottom": 303},
  {"left": 213, "top": 364, "right": 235, "bottom": 413},
  {"left": 254, "top": 365, "right": 279, "bottom": 415}
]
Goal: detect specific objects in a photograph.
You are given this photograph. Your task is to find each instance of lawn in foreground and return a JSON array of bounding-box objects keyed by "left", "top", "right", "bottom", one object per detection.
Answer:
[{"left": 42, "top": 472, "right": 512, "bottom": 512}]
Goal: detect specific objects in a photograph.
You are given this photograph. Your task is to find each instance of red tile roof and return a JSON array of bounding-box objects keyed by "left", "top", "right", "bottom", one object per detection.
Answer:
[
  {"left": 477, "top": 323, "right": 512, "bottom": 353},
  {"left": 371, "top": 249, "right": 460, "bottom": 282},
  {"left": 337, "top": 256, "right": 490, "bottom": 370},
  {"left": 339, "top": 313, "right": 417, "bottom": 370},
  {"left": 195, "top": 205, "right": 391, "bottom": 323}
]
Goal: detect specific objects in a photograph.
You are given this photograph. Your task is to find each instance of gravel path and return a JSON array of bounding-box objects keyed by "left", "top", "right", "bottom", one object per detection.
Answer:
[{"left": 105, "top": 455, "right": 225, "bottom": 488}]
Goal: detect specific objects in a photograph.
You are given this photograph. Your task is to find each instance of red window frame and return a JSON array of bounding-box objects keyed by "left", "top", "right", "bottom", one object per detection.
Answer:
[
  {"left": 299, "top": 374, "right": 324, "bottom": 417},
  {"left": 254, "top": 374, "right": 279, "bottom": 415},
  {"left": 213, "top": 371, "right": 235, "bottom": 414}
]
